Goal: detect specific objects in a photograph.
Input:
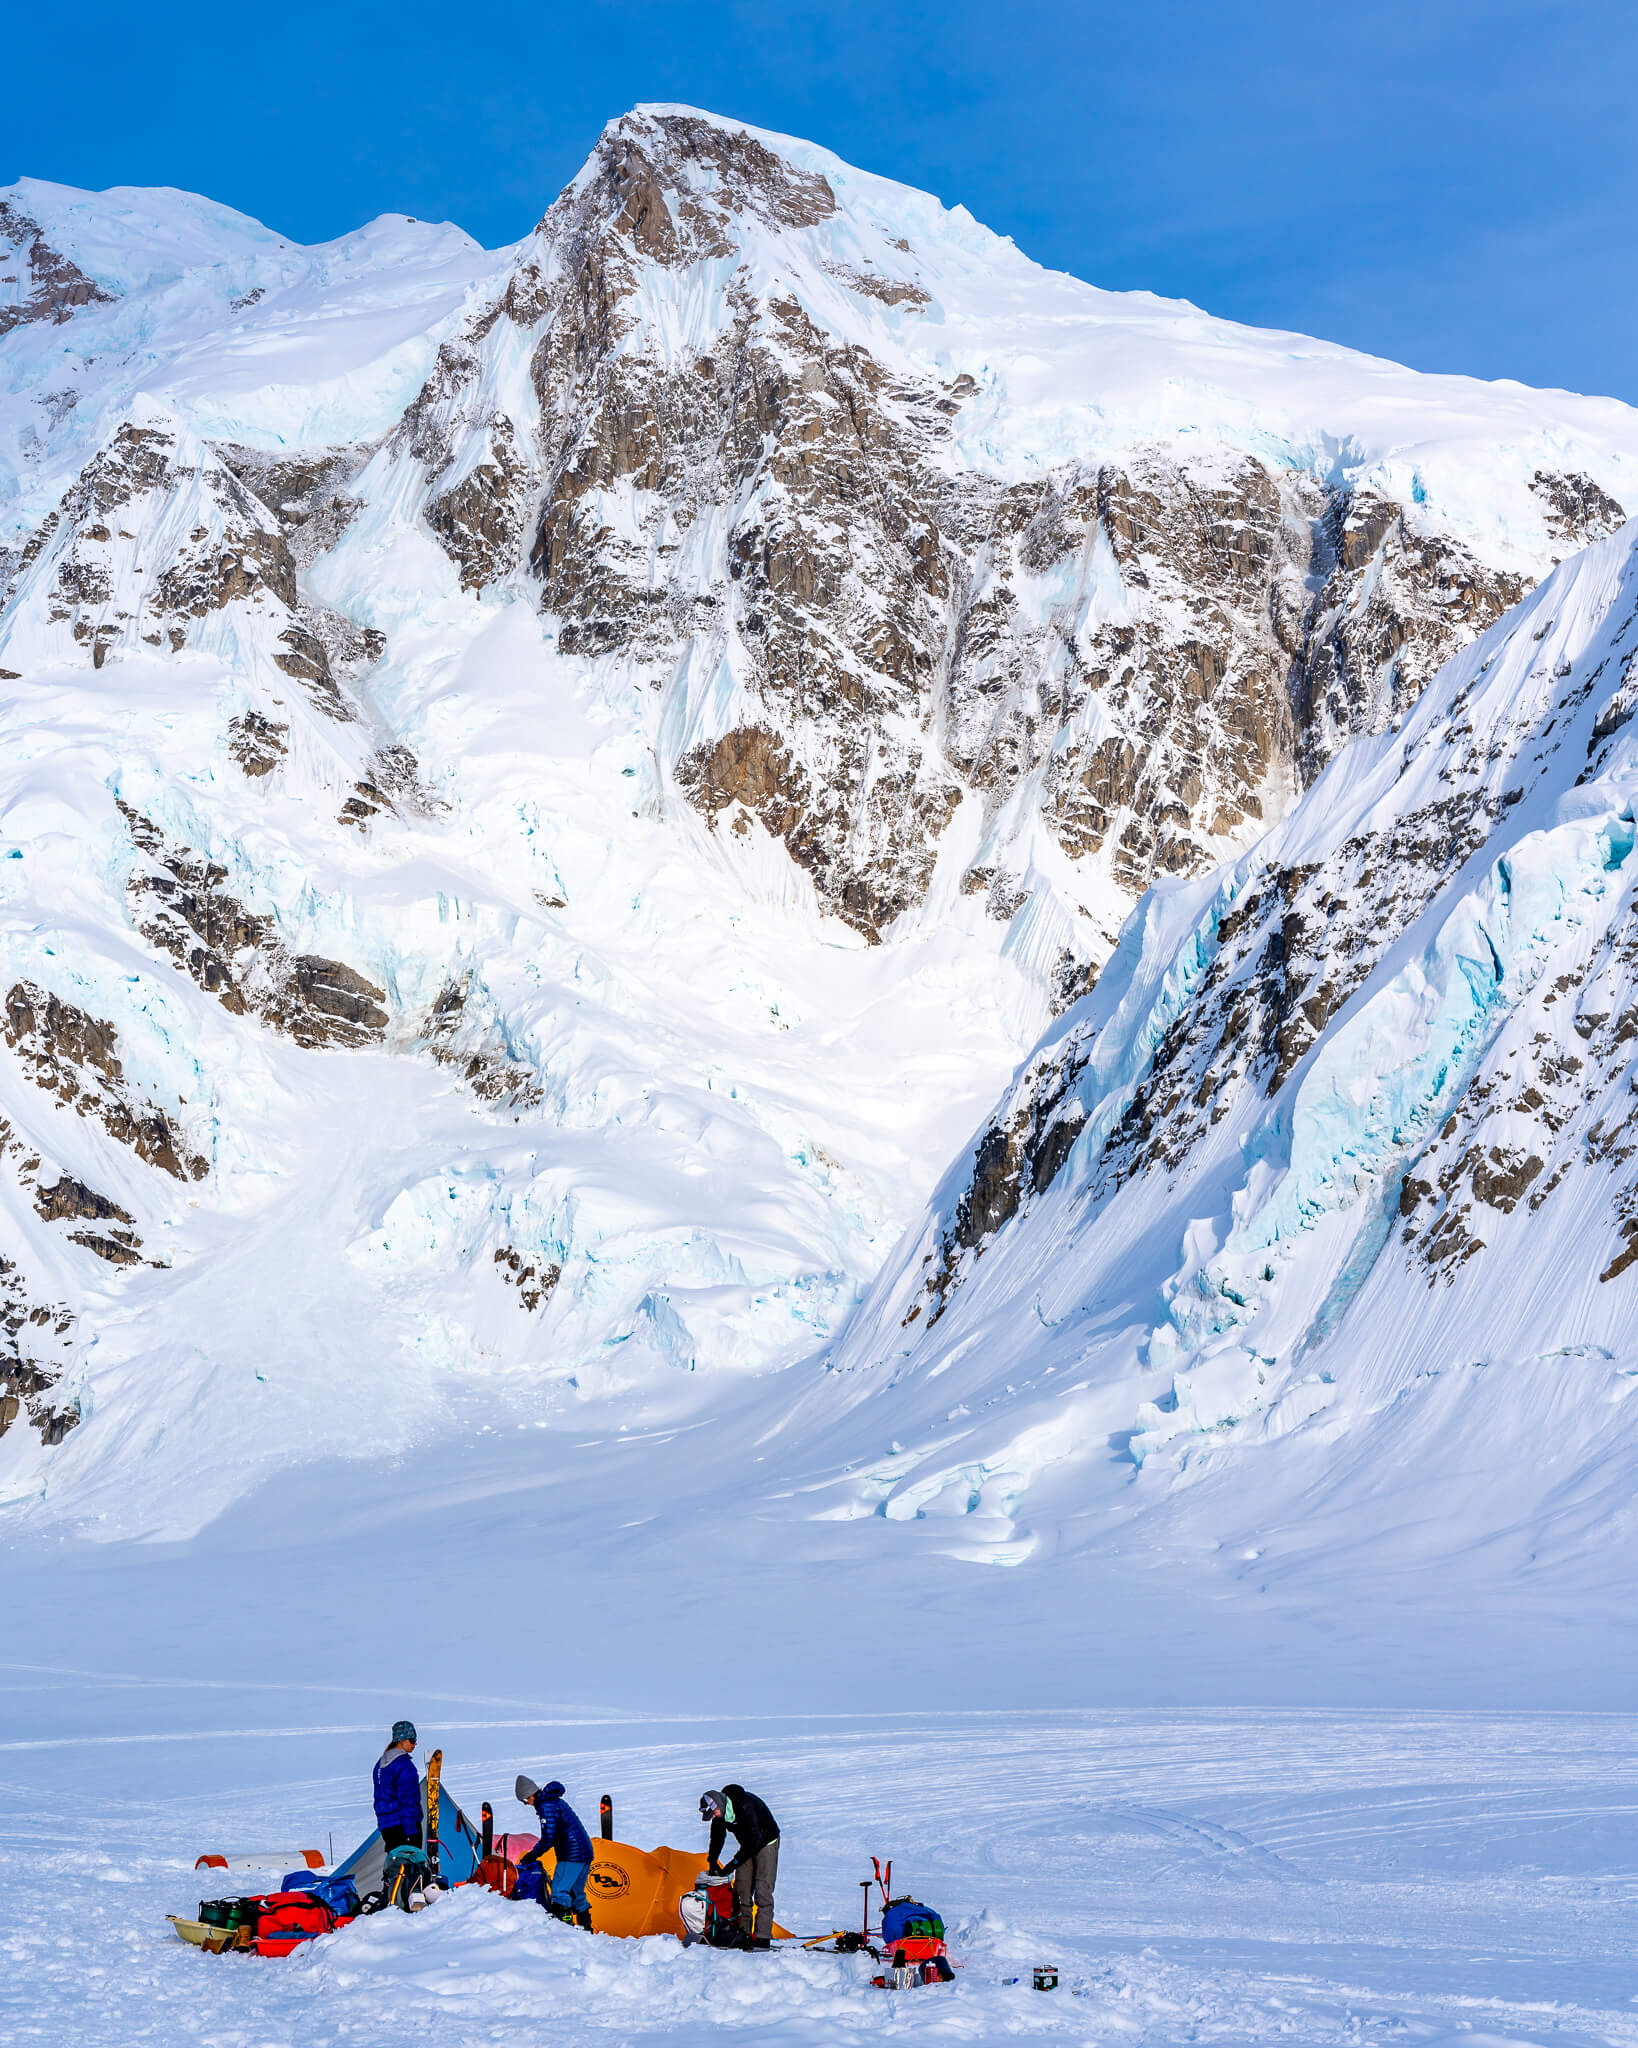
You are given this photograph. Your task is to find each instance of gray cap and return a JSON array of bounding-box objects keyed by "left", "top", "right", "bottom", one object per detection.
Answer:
[{"left": 516, "top": 1773, "right": 541, "bottom": 1804}]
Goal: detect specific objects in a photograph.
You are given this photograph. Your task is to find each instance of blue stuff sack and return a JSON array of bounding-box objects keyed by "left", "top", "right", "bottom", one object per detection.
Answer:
[
  {"left": 280, "top": 1871, "right": 362, "bottom": 1919},
  {"left": 881, "top": 1899, "right": 945, "bottom": 1945},
  {"left": 512, "top": 1860, "right": 544, "bottom": 1903}
]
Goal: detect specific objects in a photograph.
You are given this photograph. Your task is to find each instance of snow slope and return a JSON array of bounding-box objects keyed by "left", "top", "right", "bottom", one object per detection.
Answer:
[
  {"left": 810, "top": 500, "right": 1638, "bottom": 1614},
  {"left": 1, "top": 176, "right": 503, "bottom": 540}
]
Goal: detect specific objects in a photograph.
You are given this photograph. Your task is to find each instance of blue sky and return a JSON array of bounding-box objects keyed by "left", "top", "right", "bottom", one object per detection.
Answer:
[{"left": 7, "top": 0, "right": 1635, "bottom": 401}]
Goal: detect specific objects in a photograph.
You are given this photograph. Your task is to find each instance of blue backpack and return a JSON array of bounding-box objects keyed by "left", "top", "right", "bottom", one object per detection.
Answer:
[
  {"left": 280, "top": 1871, "right": 362, "bottom": 1919},
  {"left": 513, "top": 1860, "right": 544, "bottom": 1903},
  {"left": 881, "top": 1899, "right": 944, "bottom": 1945}
]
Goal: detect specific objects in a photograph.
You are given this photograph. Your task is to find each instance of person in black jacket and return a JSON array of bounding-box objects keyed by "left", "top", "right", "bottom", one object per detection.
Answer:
[{"left": 701, "top": 1785, "right": 779, "bottom": 1948}]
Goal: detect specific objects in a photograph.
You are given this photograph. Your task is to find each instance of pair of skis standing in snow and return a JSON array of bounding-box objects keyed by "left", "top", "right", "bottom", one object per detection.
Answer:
[{"left": 370, "top": 1724, "right": 781, "bottom": 1944}]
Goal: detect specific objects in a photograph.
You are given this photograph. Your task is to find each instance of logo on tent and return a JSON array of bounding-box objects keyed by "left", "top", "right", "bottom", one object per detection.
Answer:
[{"left": 589, "top": 1861, "right": 632, "bottom": 1897}]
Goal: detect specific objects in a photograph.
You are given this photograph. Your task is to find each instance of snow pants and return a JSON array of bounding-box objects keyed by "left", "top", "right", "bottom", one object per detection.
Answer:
[
  {"left": 548, "top": 1857, "right": 590, "bottom": 1914},
  {"left": 733, "top": 1838, "right": 779, "bottom": 1941}
]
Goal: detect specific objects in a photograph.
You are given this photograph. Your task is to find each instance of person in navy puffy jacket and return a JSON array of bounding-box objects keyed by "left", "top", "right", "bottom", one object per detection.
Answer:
[
  {"left": 516, "top": 1774, "right": 595, "bottom": 1928},
  {"left": 373, "top": 1720, "right": 422, "bottom": 1852}
]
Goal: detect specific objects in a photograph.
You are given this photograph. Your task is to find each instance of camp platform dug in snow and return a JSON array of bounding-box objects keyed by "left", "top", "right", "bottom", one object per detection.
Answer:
[{"left": 176, "top": 1766, "right": 791, "bottom": 1956}]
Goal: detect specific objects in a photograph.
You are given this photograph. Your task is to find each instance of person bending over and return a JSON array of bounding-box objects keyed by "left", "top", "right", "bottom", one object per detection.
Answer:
[
  {"left": 516, "top": 1774, "right": 595, "bottom": 1929},
  {"left": 701, "top": 1785, "right": 779, "bottom": 1949}
]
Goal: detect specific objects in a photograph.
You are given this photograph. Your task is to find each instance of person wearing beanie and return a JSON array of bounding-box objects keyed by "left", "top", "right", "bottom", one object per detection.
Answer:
[
  {"left": 515, "top": 1774, "right": 595, "bottom": 1929},
  {"left": 700, "top": 1785, "right": 780, "bottom": 1949},
  {"left": 373, "top": 1721, "right": 422, "bottom": 1853}
]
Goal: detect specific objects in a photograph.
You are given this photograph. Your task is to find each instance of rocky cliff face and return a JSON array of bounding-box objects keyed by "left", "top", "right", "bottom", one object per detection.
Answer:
[
  {"left": 359, "top": 112, "right": 1629, "bottom": 974},
  {"left": 2, "top": 109, "right": 1637, "bottom": 1512},
  {"left": 0, "top": 197, "right": 116, "bottom": 339}
]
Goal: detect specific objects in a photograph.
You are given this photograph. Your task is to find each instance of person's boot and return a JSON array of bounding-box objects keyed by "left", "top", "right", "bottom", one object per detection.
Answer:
[
  {"left": 574, "top": 1908, "right": 593, "bottom": 1931},
  {"left": 751, "top": 1936, "right": 772, "bottom": 1951}
]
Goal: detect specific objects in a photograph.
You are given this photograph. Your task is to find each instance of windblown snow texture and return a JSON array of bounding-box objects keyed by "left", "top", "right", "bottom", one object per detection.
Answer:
[
  {"left": 8, "top": 1694, "right": 1638, "bottom": 2048},
  {"left": 3, "top": 105, "right": 1638, "bottom": 1635}
]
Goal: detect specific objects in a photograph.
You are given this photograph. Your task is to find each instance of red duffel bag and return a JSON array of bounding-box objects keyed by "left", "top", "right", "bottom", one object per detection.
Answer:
[{"left": 252, "top": 1891, "right": 345, "bottom": 1957}]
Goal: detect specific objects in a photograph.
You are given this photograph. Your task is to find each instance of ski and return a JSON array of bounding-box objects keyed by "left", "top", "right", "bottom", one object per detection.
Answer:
[{"left": 426, "top": 1748, "right": 443, "bottom": 1884}]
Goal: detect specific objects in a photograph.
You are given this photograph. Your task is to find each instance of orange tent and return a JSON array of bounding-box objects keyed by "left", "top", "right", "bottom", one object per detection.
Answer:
[{"left": 533, "top": 1837, "right": 790, "bottom": 1939}]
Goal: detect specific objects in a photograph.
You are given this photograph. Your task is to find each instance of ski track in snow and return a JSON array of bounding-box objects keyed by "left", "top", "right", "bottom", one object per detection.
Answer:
[{"left": 5, "top": 1698, "right": 1638, "bottom": 2046}]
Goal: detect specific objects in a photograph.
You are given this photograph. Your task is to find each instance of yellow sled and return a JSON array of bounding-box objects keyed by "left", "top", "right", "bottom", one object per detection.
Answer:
[{"left": 167, "top": 1914, "right": 250, "bottom": 1954}]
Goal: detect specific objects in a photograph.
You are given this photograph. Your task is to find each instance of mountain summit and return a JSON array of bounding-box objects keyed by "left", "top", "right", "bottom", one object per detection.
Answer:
[{"left": 1, "top": 108, "right": 1636, "bottom": 1549}]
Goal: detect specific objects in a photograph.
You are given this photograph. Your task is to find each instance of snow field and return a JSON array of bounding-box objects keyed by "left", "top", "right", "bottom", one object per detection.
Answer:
[{"left": 7, "top": 1696, "right": 1638, "bottom": 2046}]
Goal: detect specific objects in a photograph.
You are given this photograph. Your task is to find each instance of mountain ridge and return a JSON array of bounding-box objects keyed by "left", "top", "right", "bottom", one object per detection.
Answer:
[{"left": 2, "top": 106, "right": 1637, "bottom": 1576}]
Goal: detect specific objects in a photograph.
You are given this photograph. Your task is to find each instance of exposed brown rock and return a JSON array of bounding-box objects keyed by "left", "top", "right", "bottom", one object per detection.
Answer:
[
  {"left": 31, "top": 1175, "right": 143, "bottom": 1265},
  {"left": 424, "top": 414, "right": 530, "bottom": 591},
  {"left": 421, "top": 976, "right": 544, "bottom": 1109},
  {"left": 3, "top": 980, "right": 207, "bottom": 1180},
  {"left": 0, "top": 1248, "right": 79, "bottom": 1444},
  {"left": 120, "top": 805, "right": 389, "bottom": 1049},
  {"left": 494, "top": 1243, "right": 562, "bottom": 1312},
  {"left": 1530, "top": 469, "right": 1627, "bottom": 555},
  {"left": 0, "top": 199, "right": 117, "bottom": 336},
  {"left": 227, "top": 710, "right": 289, "bottom": 777},
  {"left": 338, "top": 744, "right": 434, "bottom": 830},
  {"left": 212, "top": 441, "right": 376, "bottom": 567}
]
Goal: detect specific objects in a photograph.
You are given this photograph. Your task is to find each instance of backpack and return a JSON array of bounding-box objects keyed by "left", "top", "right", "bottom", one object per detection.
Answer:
[
  {"left": 679, "top": 1875, "right": 738, "bottom": 1947},
  {"left": 280, "top": 1872, "right": 360, "bottom": 1920},
  {"left": 880, "top": 1899, "right": 944, "bottom": 1946},
  {"left": 512, "top": 1859, "right": 544, "bottom": 1904},
  {"left": 476, "top": 1854, "right": 518, "bottom": 1896}
]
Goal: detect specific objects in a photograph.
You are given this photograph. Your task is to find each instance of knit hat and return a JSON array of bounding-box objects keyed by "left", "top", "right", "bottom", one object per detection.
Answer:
[
  {"left": 516, "top": 1774, "right": 541, "bottom": 1803},
  {"left": 543, "top": 1779, "right": 565, "bottom": 1798},
  {"left": 390, "top": 1720, "right": 417, "bottom": 1746}
]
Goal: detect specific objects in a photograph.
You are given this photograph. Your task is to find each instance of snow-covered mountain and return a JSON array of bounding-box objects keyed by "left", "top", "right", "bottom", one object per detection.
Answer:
[
  {"left": 810, "top": 510, "right": 1638, "bottom": 1587},
  {"left": 4, "top": 105, "right": 1638, "bottom": 1547}
]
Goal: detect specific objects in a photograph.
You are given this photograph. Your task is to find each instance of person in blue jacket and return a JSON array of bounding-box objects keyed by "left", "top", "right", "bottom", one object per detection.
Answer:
[
  {"left": 516, "top": 1774, "right": 595, "bottom": 1929},
  {"left": 373, "top": 1721, "right": 422, "bottom": 1853}
]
